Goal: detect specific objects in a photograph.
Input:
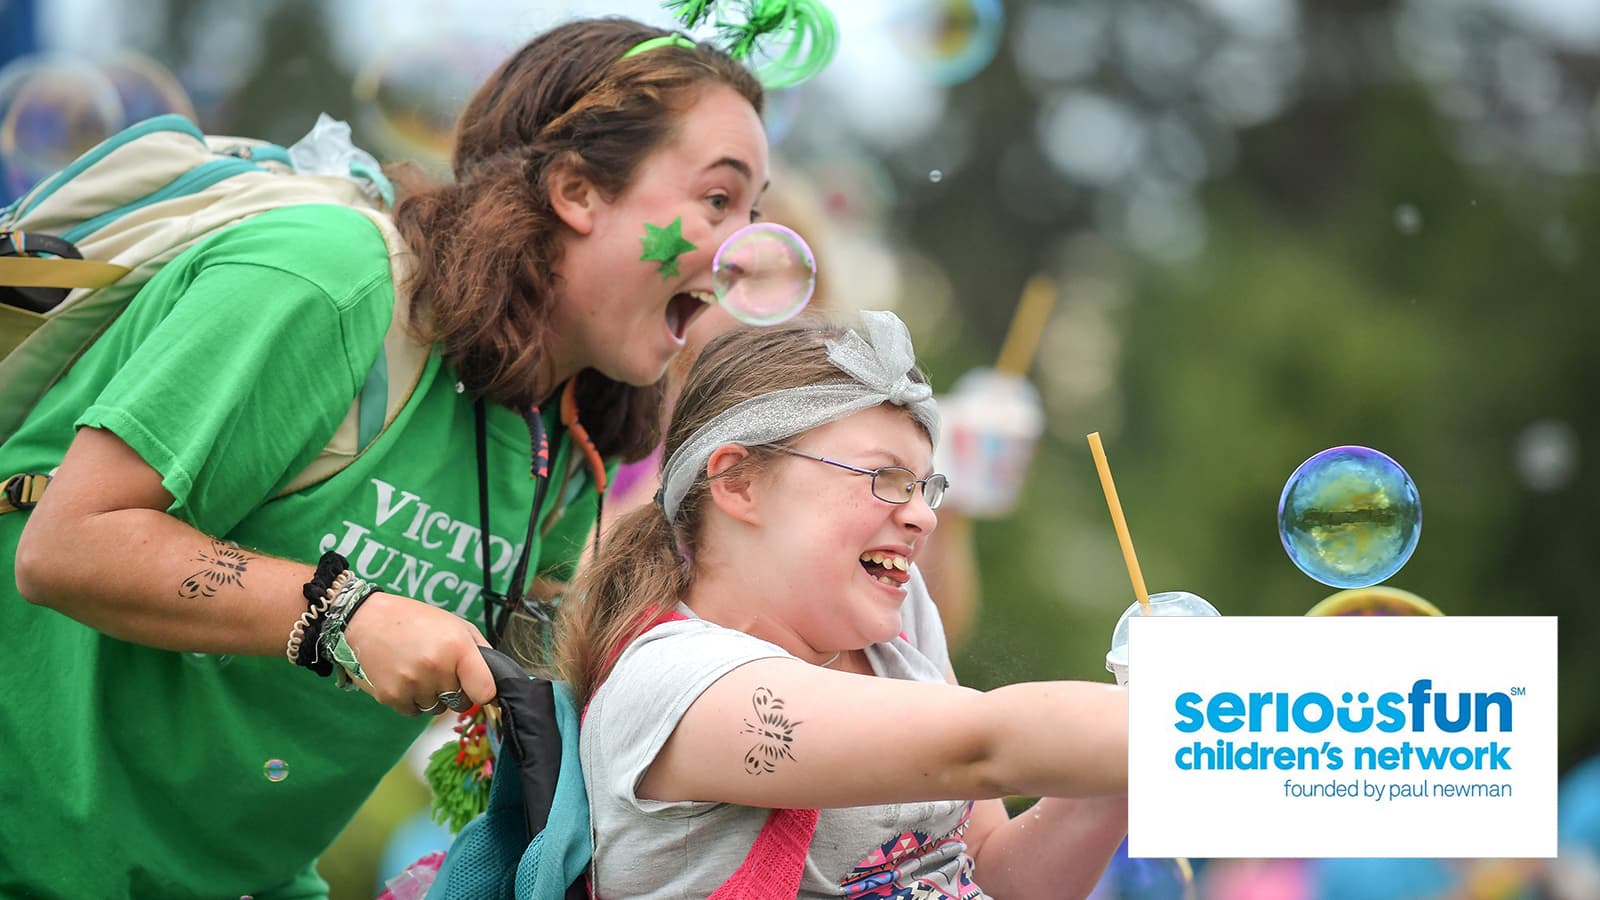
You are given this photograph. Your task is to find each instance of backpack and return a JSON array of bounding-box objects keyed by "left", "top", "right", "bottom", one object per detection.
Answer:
[
  {"left": 418, "top": 636, "right": 820, "bottom": 900},
  {"left": 0, "top": 113, "right": 427, "bottom": 513}
]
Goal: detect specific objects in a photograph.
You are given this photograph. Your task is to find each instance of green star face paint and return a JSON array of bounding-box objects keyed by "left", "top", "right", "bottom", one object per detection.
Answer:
[{"left": 640, "top": 217, "right": 698, "bottom": 279}]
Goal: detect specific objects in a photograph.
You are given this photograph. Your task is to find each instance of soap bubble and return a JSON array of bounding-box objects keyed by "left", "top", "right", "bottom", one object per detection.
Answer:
[
  {"left": 1278, "top": 446, "right": 1422, "bottom": 589},
  {"left": 353, "top": 38, "right": 500, "bottom": 163},
  {"left": 892, "top": 0, "right": 1007, "bottom": 86},
  {"left": 712, "top": 222, "right": 816, "bottom": 325},
  {"left": 262, "top": 759, "right": 289, "bottom": 783},
  {"left": 0, "top": 56, "right": 124, "bottom": 198},
  {"left": 1105, "top": 591, "right": 1220, "bottom": 686},
  {"left": 99, "top": 53, "right": 195, "bottom": 124},
  {"left": 1305, "top": 585, "right": 1442, "bottom": 617}
]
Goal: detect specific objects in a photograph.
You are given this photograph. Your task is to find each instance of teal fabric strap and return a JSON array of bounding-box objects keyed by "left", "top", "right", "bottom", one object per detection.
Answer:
[{"left": 621, "top": 34, "right": 697, "bottom": 59}]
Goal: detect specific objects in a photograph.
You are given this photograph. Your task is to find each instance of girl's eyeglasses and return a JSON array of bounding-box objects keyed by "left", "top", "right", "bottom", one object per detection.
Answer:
[{"left": 759, "top": 444, "right": 948, "bottom": 510}]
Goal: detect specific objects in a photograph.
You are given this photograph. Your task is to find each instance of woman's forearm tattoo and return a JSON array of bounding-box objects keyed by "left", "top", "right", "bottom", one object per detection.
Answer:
[
  {"left": 179, "top": 540, "right": 251, "bottom": 599},
  {"left": 741, "top": 686, "right": 800, "bottom": 775}
]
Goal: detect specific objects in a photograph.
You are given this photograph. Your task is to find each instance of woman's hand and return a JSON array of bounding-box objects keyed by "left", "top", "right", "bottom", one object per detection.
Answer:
[{"left": 342, "top": 592, "right": 498, "bottom": 716}]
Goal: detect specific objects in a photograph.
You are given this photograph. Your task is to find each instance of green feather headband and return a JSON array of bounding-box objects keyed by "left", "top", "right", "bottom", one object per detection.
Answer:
[{"left": 634, "top": 0, "right": 838, "bottom": 90}]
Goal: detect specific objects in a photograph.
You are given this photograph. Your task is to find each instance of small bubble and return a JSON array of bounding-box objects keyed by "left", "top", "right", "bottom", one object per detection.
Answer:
[
  {"left": 454, "top": 381, "right": 465, "bottom": 394},
  {"left": 1393, "top": 204, "right": 1422, "bottom": 235},
  {"left": 928, "top": 169, "right": 943, "bottom": 183},
  {"left": 263, "top": 759, "right": 289, "bottom": 783}
]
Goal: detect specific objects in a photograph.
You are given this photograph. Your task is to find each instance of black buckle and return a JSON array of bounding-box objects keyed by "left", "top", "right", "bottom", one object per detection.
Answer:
[{"left": 3, "top": 473, "right": 50, "bottom": 512}]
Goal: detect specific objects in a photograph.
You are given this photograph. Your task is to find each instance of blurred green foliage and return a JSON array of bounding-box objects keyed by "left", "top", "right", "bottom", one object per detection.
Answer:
[{"left": 936, "top": 84, "right": 1599, "bottom": 774}]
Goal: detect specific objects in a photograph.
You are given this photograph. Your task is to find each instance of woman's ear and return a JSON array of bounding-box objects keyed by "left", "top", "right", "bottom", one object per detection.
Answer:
[
  {"left": 705, "top": 444, "right": 761, "bottom": 525},
  {"left": 547, "top": 154, "right": 600, "bottom": 236}
]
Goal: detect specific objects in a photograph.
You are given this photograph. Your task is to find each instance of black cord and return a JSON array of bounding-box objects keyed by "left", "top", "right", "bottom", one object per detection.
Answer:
[{"left": 475, "top": 400, "right": 556, "bottom": 648}]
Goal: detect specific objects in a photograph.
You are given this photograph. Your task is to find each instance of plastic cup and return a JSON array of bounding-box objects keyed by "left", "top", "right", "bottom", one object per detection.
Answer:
[
  {"left": 932, "top": 367, "right": 1043, "bottom": 518},
  {"left": 1105, "top": 590, "right": 1221, "bottom": 685}
]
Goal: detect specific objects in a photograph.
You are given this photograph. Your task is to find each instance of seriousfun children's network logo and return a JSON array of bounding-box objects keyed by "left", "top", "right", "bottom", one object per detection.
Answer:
[
  {"left": 1173, "top": 680, "right": 1516, "bottom": 797},
  {"left": 1127, "top": 617, "right": 1557, "bottom": 859}
]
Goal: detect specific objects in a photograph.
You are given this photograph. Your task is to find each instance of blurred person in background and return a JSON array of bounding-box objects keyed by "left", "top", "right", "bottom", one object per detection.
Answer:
[{"left": 1, "top": 17, "right": 770, "bottom": 899}]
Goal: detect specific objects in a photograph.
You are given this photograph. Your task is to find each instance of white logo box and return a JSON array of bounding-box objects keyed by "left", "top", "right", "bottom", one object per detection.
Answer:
[{"left": 1127, "top": 616, "right": 1558, "bottom": 858}]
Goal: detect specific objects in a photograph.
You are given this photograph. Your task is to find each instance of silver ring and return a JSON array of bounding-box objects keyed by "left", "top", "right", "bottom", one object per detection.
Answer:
[
  {"left": 437, "top": 689, "right": 471, "bottom": 712},
  {"left": 417, "top": 698, "right": 447, "bottom": 715}
]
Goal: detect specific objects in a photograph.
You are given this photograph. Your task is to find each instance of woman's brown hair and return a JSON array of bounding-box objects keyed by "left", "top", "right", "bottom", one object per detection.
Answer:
[
  {"left": 388, "top": 18, "right": 764, "bottom": 460},
  {"left": 542, "top": 316, "right": 930, "bottom": 702}
]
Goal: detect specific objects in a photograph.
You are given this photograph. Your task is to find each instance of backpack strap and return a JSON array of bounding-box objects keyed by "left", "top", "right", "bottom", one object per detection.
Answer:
[
  {"left": 273, "top": 207, "right": 427, "bottom": 496},
  {"left": 706, "top": 808, "right": 822, "bottom": 899},
  {"left": 589, "top": 610, "right": 821, "bottom": 899}
]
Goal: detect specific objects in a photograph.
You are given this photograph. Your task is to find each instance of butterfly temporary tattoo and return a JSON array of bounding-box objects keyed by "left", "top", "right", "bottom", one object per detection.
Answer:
[
  {"left": 179, "top": 539, "right": 251, "bottom": 599},
  {"left": 741, "top": 686, "right": 801, "bottom": 775}
]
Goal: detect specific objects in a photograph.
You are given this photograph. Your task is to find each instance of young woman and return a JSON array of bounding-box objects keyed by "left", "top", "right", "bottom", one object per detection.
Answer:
[
  {"left": 559, "top": 311, "right": 1128, "bottom": 899},
  {"left": 0, "top": 18, "right": 768, "bottom": 900}
]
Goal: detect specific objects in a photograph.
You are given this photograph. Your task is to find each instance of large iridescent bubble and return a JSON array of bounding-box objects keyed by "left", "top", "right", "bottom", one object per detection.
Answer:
[
  {"left": 1278, "top": 446, "right": 1421, "bottom": 589},
  {"left": 712, "top": 222, "right": 816, "bottom": 325}
]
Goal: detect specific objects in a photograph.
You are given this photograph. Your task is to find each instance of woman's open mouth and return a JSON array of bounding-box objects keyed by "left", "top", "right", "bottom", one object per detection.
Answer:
[{"left": 665, "top": 290, "right": 714, "bottom": 342}]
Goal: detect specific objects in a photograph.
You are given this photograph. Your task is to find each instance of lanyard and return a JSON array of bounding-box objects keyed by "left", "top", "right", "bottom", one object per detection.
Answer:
[{"left": 474, "top": 398, "right": 553, "bottom": 649}]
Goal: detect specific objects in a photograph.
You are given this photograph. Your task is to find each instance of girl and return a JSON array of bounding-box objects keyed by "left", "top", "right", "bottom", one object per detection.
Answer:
[{"left": 559, "top": 311, "right": 1128, "bottom": 899}]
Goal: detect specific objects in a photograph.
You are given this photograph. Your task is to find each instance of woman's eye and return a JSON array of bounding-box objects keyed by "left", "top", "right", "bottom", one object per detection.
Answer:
[{"left": 707, "top": 194, "right": 730, "bottom": 212}]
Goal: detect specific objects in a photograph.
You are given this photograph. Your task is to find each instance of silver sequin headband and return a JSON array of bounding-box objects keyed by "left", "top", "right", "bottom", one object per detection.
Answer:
[{"left": 659, "top": 310, "right": 940, "bottom": 522}]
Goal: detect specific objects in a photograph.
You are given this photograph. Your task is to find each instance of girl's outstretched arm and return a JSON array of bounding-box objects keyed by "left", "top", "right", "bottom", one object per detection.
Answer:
[
  {"left": 963, "top": 795, "right": 1128, "bottom": 900},
  {"left": 637, "top": 657, "right": 1128, "bottom": 809}
]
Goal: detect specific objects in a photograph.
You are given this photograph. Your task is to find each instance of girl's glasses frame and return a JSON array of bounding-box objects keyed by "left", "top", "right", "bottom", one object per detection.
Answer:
[{"left": 759, "top": 444, "right": 948, "bottom": 510}]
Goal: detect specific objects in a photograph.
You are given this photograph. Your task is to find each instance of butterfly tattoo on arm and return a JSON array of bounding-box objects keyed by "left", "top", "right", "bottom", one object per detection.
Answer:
[
  {"left": 178, "top": 539, "right": 252, "bottom": 599},
  {"left": 741, "top": 686, "right": 802, "bottom": 775}
]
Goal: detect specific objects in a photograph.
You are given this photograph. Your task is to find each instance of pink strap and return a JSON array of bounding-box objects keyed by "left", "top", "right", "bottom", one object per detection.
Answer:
[
  {"left": 707, "top": 807, "right": 820, "bottom": 898},
  {"left": 587, "top": 609, "right": 820, "bottom": 897}
]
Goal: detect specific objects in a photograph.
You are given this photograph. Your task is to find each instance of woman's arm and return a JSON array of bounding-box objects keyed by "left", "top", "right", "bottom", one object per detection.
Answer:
[
  {"left": 636, "top": 655, "right": 1127, "bottom": 809},
  {"left": 15, "top": 426, "right": 495, "bottom": 713}
]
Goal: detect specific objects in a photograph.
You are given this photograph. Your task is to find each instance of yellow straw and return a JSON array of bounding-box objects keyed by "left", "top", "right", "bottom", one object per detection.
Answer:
[
  {"left": 1086, "top": 432, "right": 1151, "bottom": 614},
  {"left": 994, "top": 274, "right": 1058, "bottom": 376}
]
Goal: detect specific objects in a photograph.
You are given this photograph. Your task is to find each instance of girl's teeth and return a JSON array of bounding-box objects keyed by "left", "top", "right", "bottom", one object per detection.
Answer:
[{"left": 859, "top": 551, "right": 908, "bottom": 570}]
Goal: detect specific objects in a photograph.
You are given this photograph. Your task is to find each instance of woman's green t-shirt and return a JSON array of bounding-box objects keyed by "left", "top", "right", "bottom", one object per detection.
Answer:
[{"left": 0, "top": 204, "right": 602, "bottom": 899}]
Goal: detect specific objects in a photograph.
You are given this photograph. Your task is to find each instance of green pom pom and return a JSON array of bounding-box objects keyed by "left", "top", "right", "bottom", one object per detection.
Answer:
[
  {"left": 665, "top": 0, "right": 717, "bottom": 28},
  {"left": 424, "top": 738, "right": 492, "bottom": 834}
]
